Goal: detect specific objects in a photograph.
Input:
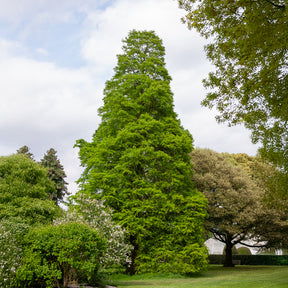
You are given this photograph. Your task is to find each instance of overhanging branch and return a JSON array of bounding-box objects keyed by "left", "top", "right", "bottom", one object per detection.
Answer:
[
  {"left": 238, "top": 241, "right": 266, "bottom": 248},
  {"left": 264, "top": 0, "right": 286, "bottom": 9}
]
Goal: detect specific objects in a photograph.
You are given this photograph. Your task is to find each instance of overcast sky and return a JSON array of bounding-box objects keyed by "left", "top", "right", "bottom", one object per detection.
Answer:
[{"left": 0, "top": 0, "right": 259, "bottom": 194}]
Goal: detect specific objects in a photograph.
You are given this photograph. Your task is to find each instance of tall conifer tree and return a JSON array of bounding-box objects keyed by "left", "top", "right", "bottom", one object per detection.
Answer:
[
  {"left": 41, "top": 148, "right": 68, "bottom": 205},
  {"left": 76, "top": 30, "right": 208, "bottom": 274},
  {"left": 17, "top": 145, "right": 34, "bottom": 160}
]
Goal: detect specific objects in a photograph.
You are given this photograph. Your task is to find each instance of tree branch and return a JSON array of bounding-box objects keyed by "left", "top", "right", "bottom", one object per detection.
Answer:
[
  {"left": 238, "top": 241, "right": 266, "bottom": 248},
  {"left": 264, "top": 0, "right": 286, "bottom": 9}
]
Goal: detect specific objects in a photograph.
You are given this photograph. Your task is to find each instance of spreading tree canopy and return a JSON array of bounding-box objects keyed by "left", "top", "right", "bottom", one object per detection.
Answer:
[
  {"left": 178, "top": 0, "right": 288, "bottom": 175},
  {"left": 76, "top": 30, "right": 208, "bottom": 274},
  {"left": 41, "top": 148, "right": 68, "bottom": 205},
  {"left": 190, "top": 148, "right": 280, "bottom": 267},
  {"left": 231, "top": 153, "right": 288, "bottom": 250}
]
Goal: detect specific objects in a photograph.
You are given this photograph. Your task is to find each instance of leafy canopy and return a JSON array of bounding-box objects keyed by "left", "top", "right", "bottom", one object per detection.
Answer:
[
  {"left": 64, "top": 194, "right": 132, "bottom": 268},
  {"left": 17, "top": 222, "right": 105, "bottom": 288},
  {"left": 190, "top": 148, "right": 275, "bottom": 267},
  {"left": 0, "top": 154, "right": 60, "bottom": 225},
  {"left": 0, "top": 154, "right": 62, "bottom": 287},
  {"left": 76, "top": 30, "right": 208, "bottom": 274},
  {"left": 179, "top": 0, "right": 288, "bottom": 173}
]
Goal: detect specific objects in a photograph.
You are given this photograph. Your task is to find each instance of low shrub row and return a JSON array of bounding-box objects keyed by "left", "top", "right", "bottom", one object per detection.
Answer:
[{"left": 208, "top": 255, "right": 288, "bottom": 265}]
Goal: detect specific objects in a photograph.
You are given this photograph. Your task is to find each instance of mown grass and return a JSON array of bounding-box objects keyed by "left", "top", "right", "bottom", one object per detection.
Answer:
[{"left": 107, "top": 265, "right": 288, "bottom": 288}]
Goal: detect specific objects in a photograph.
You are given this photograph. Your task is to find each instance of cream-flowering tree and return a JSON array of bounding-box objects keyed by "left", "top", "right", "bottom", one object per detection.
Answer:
[{"left": 64, "top": 194, "right": 132, "bottom": 268}]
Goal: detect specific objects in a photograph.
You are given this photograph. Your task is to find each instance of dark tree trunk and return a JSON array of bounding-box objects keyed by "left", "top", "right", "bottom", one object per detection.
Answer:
[
  {"left": 224, "top": 244, "right": 235, "bottom": 267},
  {"left": 126, "top": 235, "right": 139, "bottom": 275}
]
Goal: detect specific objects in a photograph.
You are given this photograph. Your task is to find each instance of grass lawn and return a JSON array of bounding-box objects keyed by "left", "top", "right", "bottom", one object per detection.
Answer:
[{"left": 107, "top": 265, "right": 288, "bottom": 288}]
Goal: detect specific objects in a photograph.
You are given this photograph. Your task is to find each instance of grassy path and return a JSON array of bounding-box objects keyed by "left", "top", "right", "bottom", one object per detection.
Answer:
[{"left": 108, "top": 265, "right": 288, "bottom": 288}]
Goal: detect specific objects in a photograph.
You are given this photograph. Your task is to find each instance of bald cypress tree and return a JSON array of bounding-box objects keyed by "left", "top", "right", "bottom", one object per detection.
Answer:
[{"left": 76, "top": 30, "right": 208, "bottom": 274}]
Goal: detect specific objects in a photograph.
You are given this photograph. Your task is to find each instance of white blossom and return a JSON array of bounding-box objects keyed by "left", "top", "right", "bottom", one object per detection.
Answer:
[{"left": 55, "top": 194, "right": 132, "bottom": 268}]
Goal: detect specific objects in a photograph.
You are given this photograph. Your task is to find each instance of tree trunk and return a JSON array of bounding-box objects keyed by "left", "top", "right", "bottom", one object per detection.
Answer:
[
  {"left": 224, "top": 244, "right": 234, "bottom": 267},
  {"left": 126, "top": 235, "right": 139, "bottom": 275}
]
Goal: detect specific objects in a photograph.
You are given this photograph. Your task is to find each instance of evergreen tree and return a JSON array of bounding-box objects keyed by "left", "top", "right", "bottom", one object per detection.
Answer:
[
  {"left": 41, "top": 148, "right": 68, "bottom": 205},
  {"left": 76, "top": 30, "right": 208, "bottom": 274},
  {"left": 17, "top": 145, "right": 34, "bottom": 160}
]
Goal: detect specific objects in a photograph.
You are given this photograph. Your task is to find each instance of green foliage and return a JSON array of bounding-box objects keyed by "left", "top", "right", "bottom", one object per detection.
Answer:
[
  {"left": 17, "top": 222, "right": 106, "bottom": 288},
  {"left": 209, "top": 255, "right": 288, "bottom": 266},
  {"left": 231, "top": 153, "right": 288, "bottom": 249},
  {"left": 76, "top": 30, "right": 208, "bottom": 274},
  {"left": 0, "top": 154, "right": 60, "bottom": 225},
  {"left": 237, "top": 247, "right": 252, "bottom": 255},
  {"left": 63, "top": 194, "right": 132, "bottom": 268},
  {"left": 41, "top": 148, "right": 68, "bottom": 205},
  {"left": 190, "top": 148, "right": 269, "bottom": 267},
  {"left": 0, "top": 154, "right": 62, "bottom": 287},
  {"left": 178, "top": 0, "right": 288, "bottom": 177},
  {"left": 16, "top": 145, "right": 34, "bottom": 159}
]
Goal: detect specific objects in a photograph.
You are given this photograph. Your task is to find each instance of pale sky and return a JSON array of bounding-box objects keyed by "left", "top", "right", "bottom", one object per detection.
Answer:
[{"left": 0, "top": 0, "right": 259, "bottom": 194}]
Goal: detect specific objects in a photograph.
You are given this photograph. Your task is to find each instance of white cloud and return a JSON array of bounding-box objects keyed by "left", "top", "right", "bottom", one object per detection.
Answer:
[
  {"left": 0, "top": 0, "right": 110, "bottom": 23},
  {"left": 0, "top": 39, "right": 101, "bottom": 193},
  {"left": 0, "top": 0, "right": 259, "bottom": 195}
]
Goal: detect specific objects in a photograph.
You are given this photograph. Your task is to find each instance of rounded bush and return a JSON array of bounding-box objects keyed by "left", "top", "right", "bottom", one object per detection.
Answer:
[{"left": 237, "top": 247, "right": 252, "bottom": 255}]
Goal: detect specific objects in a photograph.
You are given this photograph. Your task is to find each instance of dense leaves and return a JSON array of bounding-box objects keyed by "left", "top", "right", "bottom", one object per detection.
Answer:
[
  {"left": 0, "top": 154, "right": 62, "bottom": 287},
  {"left": 0, "top": 154, "right": 60, "bottom": 225},
  {"left": 76, "top": 30, "right": 208, "bottom": 274},
  {"left": 190, "top": 149, "right": 269, "bottom": 267},
  {"left": 16, "top": 145, "right": 34, "bottom": 159},
  {"left": 41, "top": 148, "right": 68, "bottom": 205},
  {"left": 179, "top": 0, "right": 288, "bottom": 175},
  {"left": 17, "top": 222, "right": 105, "bottom": 288},
  {"left": 64, "top": 194, "right": 132, "bottom": 268}
]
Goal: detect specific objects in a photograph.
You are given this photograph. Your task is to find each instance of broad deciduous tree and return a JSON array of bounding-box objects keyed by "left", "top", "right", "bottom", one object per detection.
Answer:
[
  {"left": 190, "top": 148, "right": 268, "bottom": 267},
  {"left": 75, "top": 30, "right": 208, "bottom": 274},
  {"left": 230, "top": 152, "right": 288, "bottom": 250},
  {"left": 178, "top": 0, "right": 288, "bottom": 175},
  {"left": 0, "top": 154, "right": 62, "bottom": 287},
  {"left": 0, "top": 154, "right": 60, "bottom": 225}
]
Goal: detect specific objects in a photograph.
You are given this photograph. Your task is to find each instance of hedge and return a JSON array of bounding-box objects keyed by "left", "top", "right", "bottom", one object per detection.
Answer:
[{"left": 208, "top": 255, "right": 288, "bottom": 265}]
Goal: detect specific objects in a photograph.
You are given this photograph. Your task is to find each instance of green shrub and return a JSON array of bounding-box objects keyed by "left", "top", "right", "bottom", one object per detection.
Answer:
[
  {"left": 208, "top": 255, "right": 288, "bottom": 265},
  {"left": 16, "top": 222, "right": 106, "bottom": 288},
  {"left": 237, "top": 247, "right": 252, "bottom": 255}
]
